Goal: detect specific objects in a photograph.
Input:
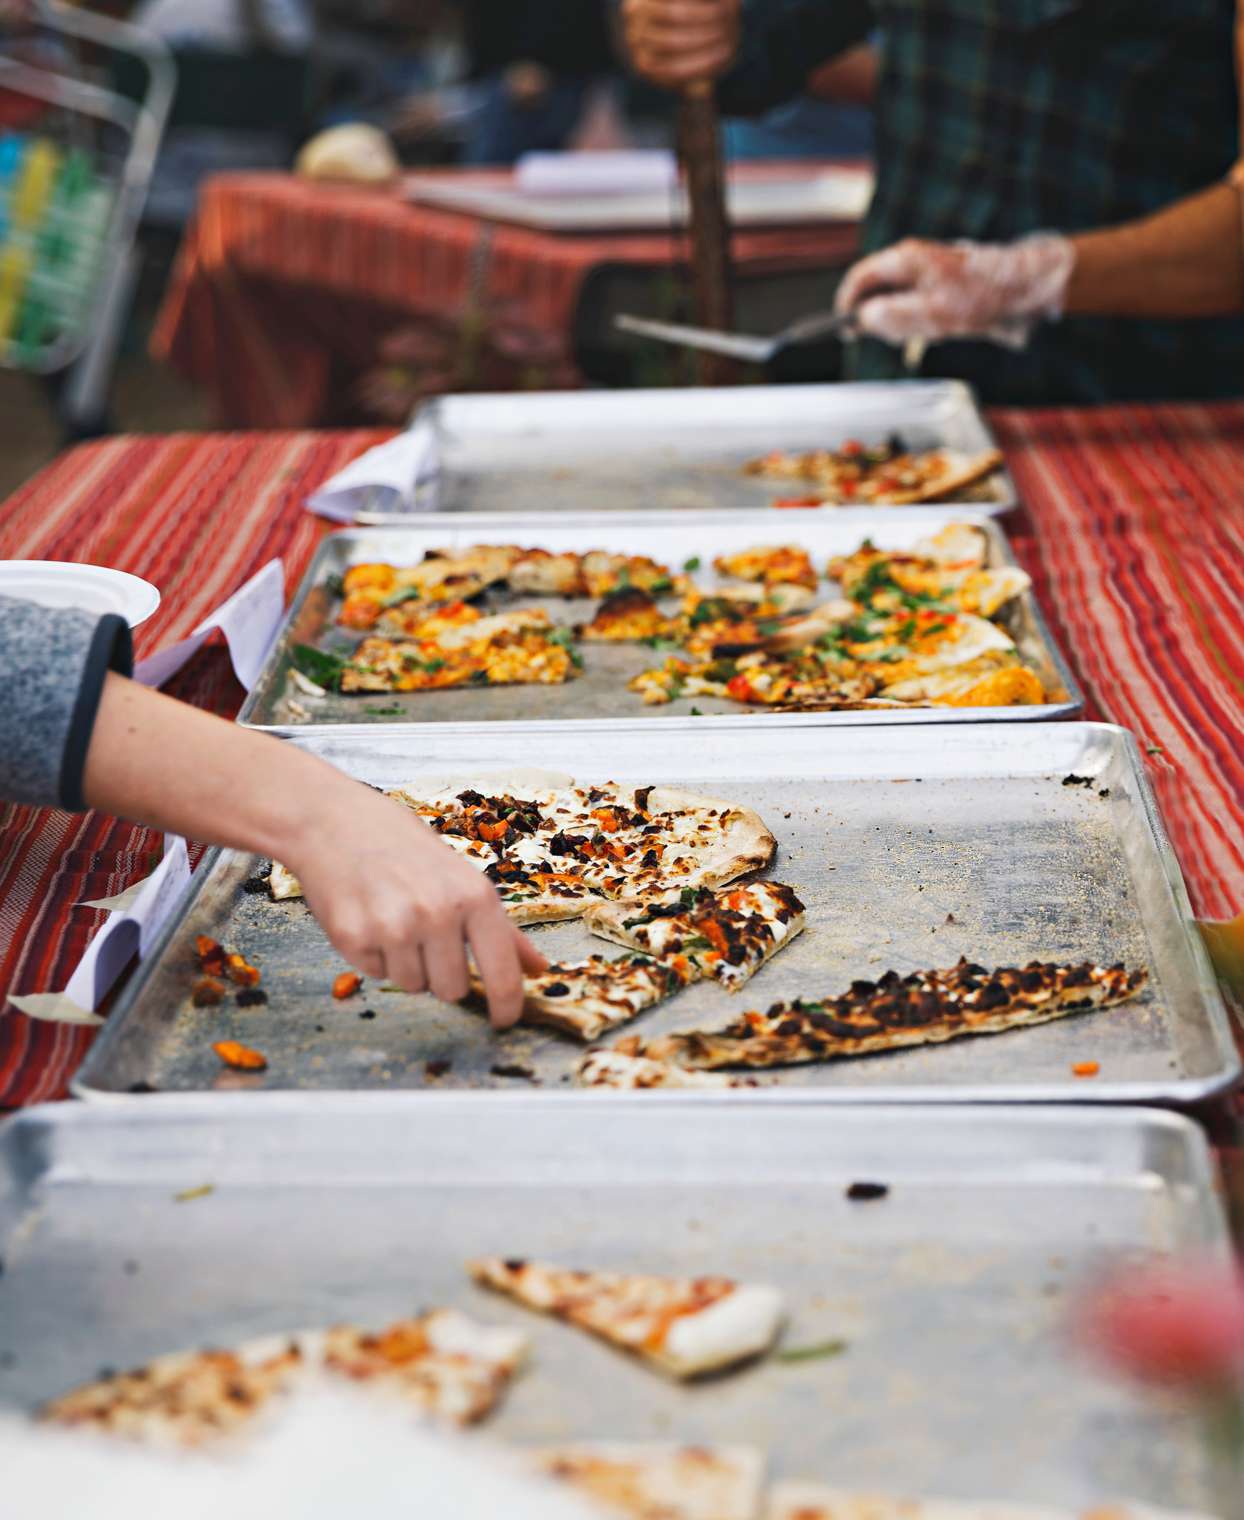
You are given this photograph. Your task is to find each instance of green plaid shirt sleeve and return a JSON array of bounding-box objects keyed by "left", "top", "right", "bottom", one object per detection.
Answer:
[{"left": 724, "top": 0, "right": 1244, "bottom": 405}]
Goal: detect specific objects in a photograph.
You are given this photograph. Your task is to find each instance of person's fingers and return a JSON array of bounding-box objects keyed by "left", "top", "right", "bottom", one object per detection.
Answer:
[
  {"left": 633, "top": 41, "right": 738, "bottom": 86},
  {"left": 422, "top": 917, "right": 472, "bottom": 1006},
  {"left": 383, "top": 936, "right": 429, "bottom": 996},
  {"left": 515, "top": 927, "right": 549, "bottom": 976},
  {"left": 834, "top": 242, "right": 927, "bottom": 316},
  {"left": 467, "top": 910, "right": 530, "bottom": 1030},
  {"left": 851, "top": 291, "right": 946, "bottom": 346}
]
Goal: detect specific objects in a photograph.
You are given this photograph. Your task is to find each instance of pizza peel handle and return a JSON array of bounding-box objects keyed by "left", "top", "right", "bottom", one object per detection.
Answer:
[{"left": 677, "top": 78, "right": 735, "bottom": 385}]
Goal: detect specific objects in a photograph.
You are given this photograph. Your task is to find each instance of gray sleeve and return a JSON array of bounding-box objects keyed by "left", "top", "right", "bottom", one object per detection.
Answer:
[{"left": 0, "top": 594, "right": 134, "bottom": 812}]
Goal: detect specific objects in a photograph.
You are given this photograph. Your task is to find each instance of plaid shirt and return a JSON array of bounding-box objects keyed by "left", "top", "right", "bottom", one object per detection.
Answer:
[{"left": 722, "top": 0, "right": 1243, "bottom": 405}]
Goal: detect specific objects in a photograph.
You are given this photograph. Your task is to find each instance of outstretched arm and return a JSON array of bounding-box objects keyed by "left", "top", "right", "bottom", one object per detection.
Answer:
[{"left": 82, "top": 674, "right": 546, "bottom": 1026}]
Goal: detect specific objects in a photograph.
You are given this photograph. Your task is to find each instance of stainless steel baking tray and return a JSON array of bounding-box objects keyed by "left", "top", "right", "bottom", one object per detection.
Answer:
[
  {"left": 74, "top": 722, "right": 1238, "bottom": 1104},
  {"left": 404, "top": 380, "right": 1016, "bottom": 518},
  {"left": 0, "top": 1099, "right": 1232, "bottom": 1511},
  {"left": 239, "top": 509, "right": 1080, "bottom": 732}
]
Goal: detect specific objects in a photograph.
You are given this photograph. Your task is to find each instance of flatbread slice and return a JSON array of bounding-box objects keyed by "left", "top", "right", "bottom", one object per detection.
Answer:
[
  {"left": 39, "top": 1310, "right": 528, "bottom": 1446},
  {"left": 712, "top": 545, "right": 818, "bottom": 590},
  {"left": 468, "top": 1259, "right": 784, "bottom": 1379},
  {"left": 583, "top": 882, "right": 806, "bottom": 991},
  {"left": 630, "top": 960, "right": 1149, "bottom": 1071},
  {"left": 532, "top": 1443, "right": 767, "bottom": 1520},
  {"left": 467, "top": 952, "right": 697, "bottom": 1041},
  {"left": 576, "top": 1042, "right": 759, "bottom": 1091},
  {"left": 581, "top": 588, "right": 677, "bottom": 643},
  {"left": 764, "top": 1486, "right": 1211, "bottom": 1520},
  {"left": 869, "top": 448, "right": 1004, "bottom": 506},
  {"left": 882, "top": 661, "right": 1047, "bottom": 707}
]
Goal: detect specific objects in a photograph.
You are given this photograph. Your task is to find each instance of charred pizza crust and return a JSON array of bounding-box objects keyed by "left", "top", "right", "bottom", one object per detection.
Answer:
[{"left": 630, "top": 960, "right": 1148, "bottom": 1071}]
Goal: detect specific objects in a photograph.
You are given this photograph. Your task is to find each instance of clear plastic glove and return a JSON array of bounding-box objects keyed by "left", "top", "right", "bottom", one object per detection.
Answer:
[{"left": 834, "top": 234, "right": 1077, "bottom": 350}]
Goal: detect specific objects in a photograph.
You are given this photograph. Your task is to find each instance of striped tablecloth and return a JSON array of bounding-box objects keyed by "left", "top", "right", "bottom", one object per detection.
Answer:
[
  {"left": 151, "top": 168, "right": 862, "bottom": 430},
  {"left": 0, "top": 403, "right": 1241, "bottom": 1106}
]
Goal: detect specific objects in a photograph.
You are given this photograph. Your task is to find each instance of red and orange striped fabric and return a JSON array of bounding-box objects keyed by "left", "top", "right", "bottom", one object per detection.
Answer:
[
  {"left": 0, "top": 405, "right": 1240, "bottom": 1105},
  {"left": 151, "top": 170, "right": 861, "bottom": 429}
]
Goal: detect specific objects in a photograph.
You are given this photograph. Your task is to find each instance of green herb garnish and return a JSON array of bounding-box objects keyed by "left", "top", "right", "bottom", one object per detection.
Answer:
[
  {"left": 382, "top": 586, "right": 426, "bottom": 608},
  {"left": 649, "top": 576, "right": 673, "bottom": 595},
  {"left": 291, "top": 644, "right": 347, "bottom": 691},
  {"left": 364, "top": 703, "right": 404, "bottom": 716},
  {"left": 776, "top": 1339, "right": 849, "bottom": 1364},
  {"left": 643, "top": 637, "right": 684, "bottom": 655},
  {"left": 325, "top": 571, "right": 345, "bottom": 597},
  {"left": 683, "top": 555, "right": 702, "bottom": 573},
  {"left": 679, "top": 886, "right": 700, "bottom": 907},
  {"left": 689, "top": 706, "right": 704, "bottom": 715}
]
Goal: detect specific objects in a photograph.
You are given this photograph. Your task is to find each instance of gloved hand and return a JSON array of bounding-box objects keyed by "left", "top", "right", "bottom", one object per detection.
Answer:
[{"left": 834, "top": 234, "right": 1077, "bottom": 350}]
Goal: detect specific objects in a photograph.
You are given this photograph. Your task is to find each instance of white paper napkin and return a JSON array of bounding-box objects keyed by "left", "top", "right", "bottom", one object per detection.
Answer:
[
  {"left": 8, "top": 835, "right": 192, "bottom": 1025},
  {"left": 133, "top": 559, "right": 286, "bottom": 691},
  {"left": 305, "top": 424, "right": 441, "bottom": 522}
]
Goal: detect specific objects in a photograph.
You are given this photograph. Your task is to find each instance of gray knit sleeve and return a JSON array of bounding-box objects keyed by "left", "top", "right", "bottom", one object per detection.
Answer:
[{"left": 0, "top": 593, "right": 134, "bottom": 812}]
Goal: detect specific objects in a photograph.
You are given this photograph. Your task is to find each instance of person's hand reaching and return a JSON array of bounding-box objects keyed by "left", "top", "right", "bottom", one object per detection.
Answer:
[
  {"left": 621, "top": 0, "right": 741, "bottom": 90},
  {"left": 834, "top": 234, "right": 1077, "bottom": 349},
  {"left": 278, "top": 781, "right": 547, "bottom": 1029}
]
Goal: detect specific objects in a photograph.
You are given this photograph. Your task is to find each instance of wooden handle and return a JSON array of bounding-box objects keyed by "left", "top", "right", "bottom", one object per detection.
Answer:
[{"left": 676, "top": 80, "right": 734, "bottom": 382}]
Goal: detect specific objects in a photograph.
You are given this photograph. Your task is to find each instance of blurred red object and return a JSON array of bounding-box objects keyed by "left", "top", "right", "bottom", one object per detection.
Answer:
[{"left": 1079, "top": 1260, "right": 1244, "bottom": 1391}]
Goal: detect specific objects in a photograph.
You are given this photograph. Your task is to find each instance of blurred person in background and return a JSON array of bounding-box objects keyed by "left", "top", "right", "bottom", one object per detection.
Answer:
[
  {"left": 726, "top": 43, "right": 874, "bottom": 162},
  {"left": 454, "top": 0, "right": 617, "bottom": 164},
  {"left": 622, "top": 0, "right": 1244, "bottom": 407},
  {"left": 131, "top": 0, "right": 315, "bottom": 225}
]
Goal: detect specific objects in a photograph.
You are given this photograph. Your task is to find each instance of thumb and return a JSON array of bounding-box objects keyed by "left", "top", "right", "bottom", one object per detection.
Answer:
[
  {"left": 835, "top": 242, "right": 923, "bottom": 317},
  {"left": 514, "top": 927, "right": 549, "bottom": 975},
  {"left": 850, "top": 290, "right": 946, "bottom": 346}
]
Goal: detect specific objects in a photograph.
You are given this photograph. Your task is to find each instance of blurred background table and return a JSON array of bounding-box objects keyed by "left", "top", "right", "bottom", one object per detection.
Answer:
[
  {"left": 0, "top": 401, "right": 1241, "bottom": 1104},
  {"left": 151, "top": 163, "right": 865, "bottom": 429}
]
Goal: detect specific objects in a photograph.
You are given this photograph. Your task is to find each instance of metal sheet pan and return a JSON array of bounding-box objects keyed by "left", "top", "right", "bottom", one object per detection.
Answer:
[
  {"left": 398, "top": 381, "right": 1016, "bottom": 519},
  {"left": 0, "top": 1099, "right": 1232, "bottom": 1510},
  {"left": 74, "top": 723, "right": 1238, "bottom": 1105},
  {"left": 404, "top": 166, "right": 874, "bottom": 231},
  {"left": 239, "top": 510, "right": 1080, "bottom": 732}
]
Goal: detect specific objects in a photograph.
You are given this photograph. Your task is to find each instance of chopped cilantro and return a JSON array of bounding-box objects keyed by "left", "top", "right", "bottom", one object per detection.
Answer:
[
  {"left": 756, "top": 619, "right": 782, "bottom": 637},
  {"left": 689, "top": 706, "right": 704, "bottom": 716},
  {"left": 777, "top": 1339, "right": 848, "bottom": 1365},
  {"left": 382, "top": 586, "right": 426, "bottom": 609},
  {"left": 679, "top": 886, "right": 700, "bottom": 907},
  {"left": 1146, "top": 743, "right": 1165, "bottom": 756},
  {"left": 364, "top": 703, "right": 405, "bottom": 716},
  {"left": 683, "top": 555, "right": 702, "bottom": 572},
  {"left": 547, "top": 625, "right": 583, "bottom": 667},
  {"left": 643, "top": 637, "right": 684, "bottom": 655},
  {"left": 291, "top": 644, "right": 346, "bottom": 691},
  {"left": 649, "top": 576, "right": 673, "bottom": 595},
  {"left": 324, "top": 571, "right": 345, "bottom": 597},
  {"left": 684, "top": 934, "right": 713, "bottom": 951}
]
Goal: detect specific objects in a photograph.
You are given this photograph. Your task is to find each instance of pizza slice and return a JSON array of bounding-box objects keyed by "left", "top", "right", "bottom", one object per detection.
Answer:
[
  {"left": 39, "top": 1310, "right": 528, "bottom": 1446},
  {"left": 620, "top": 960, "right": 1148, "bottom": 1072},
  {"left": 576, "top": 1041, "right": 759, "bottom": 1091},
  {"left": 508, "top": 549, "right": 677, "bottom": 598},
  {"left": 628, "top": 651, "right": 885, "bottom": 710},
  {"left": 38, "top": 1336, "right": 306, "bottom": 1447},
  {"left": 744, "top": 440, "right": 1004, "bottom": 506},
  {"left": 311, "top": 1309, "right": 527, "bottom": 1426},
  {"left": 336, "top": 547, "right": 524, "bottom": 628},
  {"left": 468, "top": 1258, "right": 784, "bottom": 1378},
  {"left": 581, "top": 588, "right": 678, "bottom": 644},
  {"left": 583, "top": 882, "right": 806, "bottom": 991},
  {"left": 340, "top": 615, "right": 578, "bottom": 694},
  {"left": 467, "top": 952, "right": 698, "bottom": 1041},
  {"left": 712, "top": 545, "right": 818, "bottom": 590},
  {"left": 531, "top": 1443, "right": 767, "bottom": 1520},
  {"left": 827, "top": 533, "right": 1029, "bottom": 621},
  {"left": 881, "top": 661, "right": 1047, "bottom": 707},
  {"left": 763, "top": 1487, "right": 1198, "bottom": 1520}
]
